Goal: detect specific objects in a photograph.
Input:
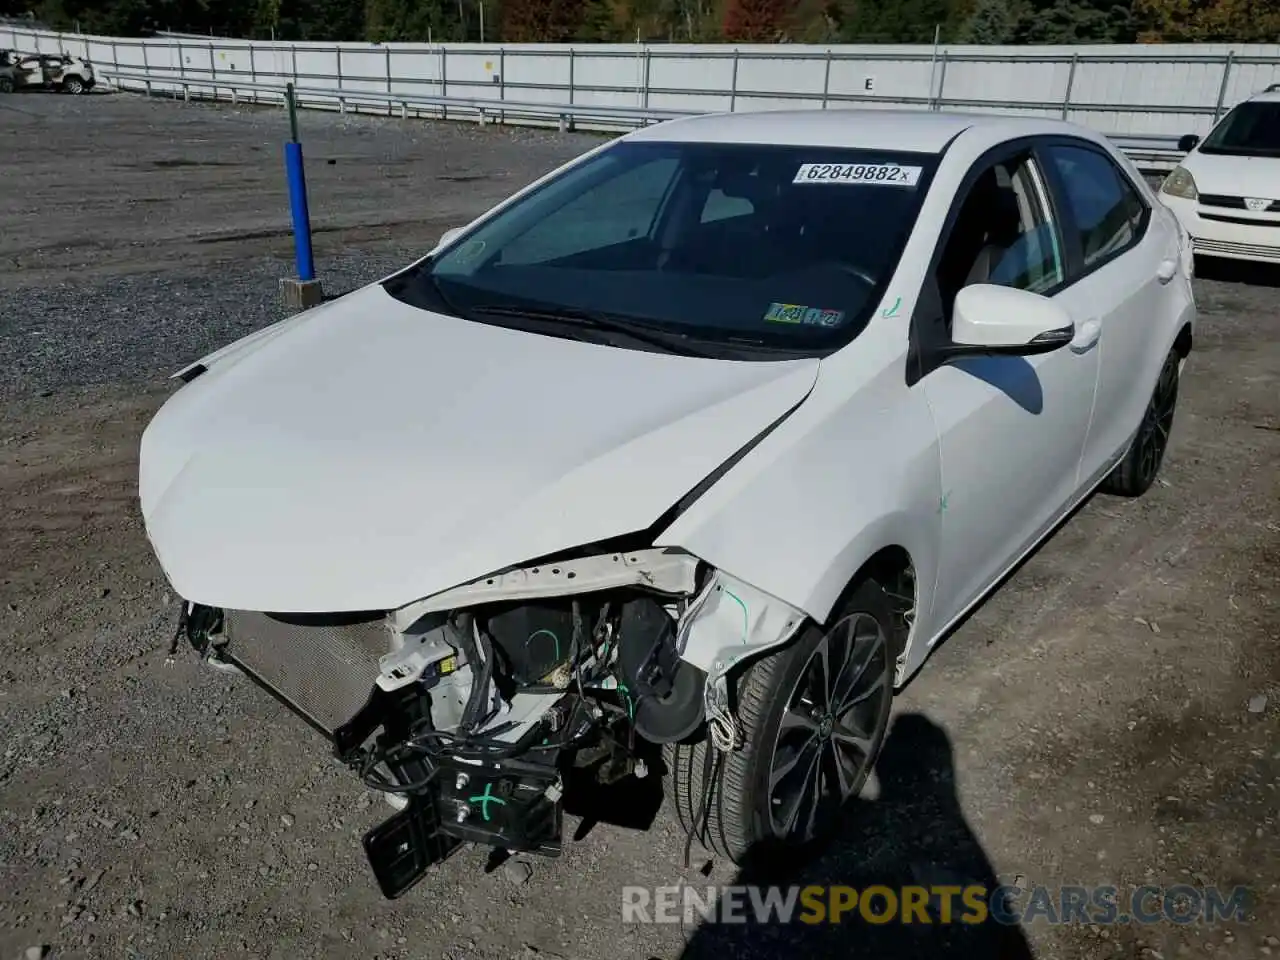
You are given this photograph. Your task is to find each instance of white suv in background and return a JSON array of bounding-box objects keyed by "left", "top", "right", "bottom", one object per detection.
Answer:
[
  {"left": 0, "top": 50, "right": 95, "bottom": 94},
  {"left": 1158, "top": 86, "right": 1280, "bottom": 265}
]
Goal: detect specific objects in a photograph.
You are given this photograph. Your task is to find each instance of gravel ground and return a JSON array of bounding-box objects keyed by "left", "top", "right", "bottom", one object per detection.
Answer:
[{"left": 1, "top": 93, "right": 1278, "bottom": 960}]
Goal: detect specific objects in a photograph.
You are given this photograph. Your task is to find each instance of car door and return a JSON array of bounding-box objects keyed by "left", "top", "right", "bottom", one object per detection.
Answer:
[
  {"left": 1037, "top": 139, "right": 1181, "bottom": 482},
  {"left": 15, "top": 56, "right": 40, "bottom": 87},
  {"left": 913, "top": 142, "right": 1101, "bottom": 635}
]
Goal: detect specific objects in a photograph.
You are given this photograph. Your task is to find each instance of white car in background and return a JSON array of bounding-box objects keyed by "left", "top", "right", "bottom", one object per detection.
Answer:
[
  {"left": 0, "top": 50, "right": 95, "bottom": 93},
  {"left": 1159, "top": 86, "right": 1280, "bottom": 264},
  {"left": 139, "top": 109, "right": 1195, "bottom": 897}
]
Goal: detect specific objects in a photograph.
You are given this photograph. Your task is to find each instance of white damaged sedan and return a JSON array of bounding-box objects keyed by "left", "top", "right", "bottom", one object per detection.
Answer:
[{"left": 140, "top": 109, "right": 1196, "bottom": 896}]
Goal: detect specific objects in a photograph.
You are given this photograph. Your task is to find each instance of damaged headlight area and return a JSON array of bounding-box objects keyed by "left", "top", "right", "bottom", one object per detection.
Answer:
[{"left": 174, "top": 547, "right": 804, "bottom": 899}]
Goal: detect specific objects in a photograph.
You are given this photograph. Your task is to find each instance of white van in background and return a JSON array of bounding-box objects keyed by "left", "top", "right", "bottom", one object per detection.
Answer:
[{"left": 1158, "top": 86, "right": 1280, "bottom": 265}]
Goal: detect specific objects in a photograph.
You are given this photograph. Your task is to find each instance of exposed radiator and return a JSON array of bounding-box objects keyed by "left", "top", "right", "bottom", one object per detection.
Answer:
[{"left": 223, "top": 609, "right": 394, "bottom": 735}]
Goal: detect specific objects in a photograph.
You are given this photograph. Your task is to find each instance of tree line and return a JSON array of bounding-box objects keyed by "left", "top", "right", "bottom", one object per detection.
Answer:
[{"left": 5, "top": 0, "right": 1278, "bottom": 45}]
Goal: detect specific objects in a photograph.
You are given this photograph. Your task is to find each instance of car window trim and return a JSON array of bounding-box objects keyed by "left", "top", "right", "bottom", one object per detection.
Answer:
[
  {"left": 906, "top": 135, "right": 1071, "bottom": 387},
  {"left": 1032, "top": 136, "right": 1153, "bottom": 288},
  {"left": 1006, "top": 152, "right": 1072, "bottom": 295},
  {"left": 1024, "top": 142, "right": 1083, "bottom": 285}
]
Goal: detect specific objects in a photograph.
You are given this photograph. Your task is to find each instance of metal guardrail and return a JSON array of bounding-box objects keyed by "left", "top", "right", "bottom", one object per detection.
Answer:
[
  {"left": 99, "top": 68, "right": 1187, "bottom": 173},
  {"left": 12, "top": 26, "right": 1280, "bottom": 135},
  {"left": 1108, "top": 133, "right": 1185, "bottom": 172},
  {"left": 100, "top": 69, "right": 690, "bottom": 130}
]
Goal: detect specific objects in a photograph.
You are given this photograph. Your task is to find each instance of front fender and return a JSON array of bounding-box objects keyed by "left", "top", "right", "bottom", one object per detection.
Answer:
[{"left": 657, "top": 334, "right": 942, "bottom": 642}]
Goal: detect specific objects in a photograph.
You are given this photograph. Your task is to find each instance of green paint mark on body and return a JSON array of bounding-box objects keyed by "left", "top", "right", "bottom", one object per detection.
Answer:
[{"left": 468, "top": 783, "right": 508, "bottom": 821}]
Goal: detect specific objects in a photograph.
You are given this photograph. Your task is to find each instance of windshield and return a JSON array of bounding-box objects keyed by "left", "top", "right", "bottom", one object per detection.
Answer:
[
  {"left": 385, "top": 140, "right": 938, "bottom": 358},
  {"left": 1199, "top": 101, "right": 1280, "bottom": 157}
]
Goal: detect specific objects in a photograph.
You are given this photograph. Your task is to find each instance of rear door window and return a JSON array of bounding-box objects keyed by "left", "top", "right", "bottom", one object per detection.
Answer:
[{"left": 1045, "top": 144, "right": 1149, "bottom": 271}]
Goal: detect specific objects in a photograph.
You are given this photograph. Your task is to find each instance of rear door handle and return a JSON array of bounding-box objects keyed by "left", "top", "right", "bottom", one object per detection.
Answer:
[
  {"left": 1157, "top": 258, "right": 1178, "bottom": 283},
  {"left": 1070, "top": 319, "right": 1102, "bottom": 354}
]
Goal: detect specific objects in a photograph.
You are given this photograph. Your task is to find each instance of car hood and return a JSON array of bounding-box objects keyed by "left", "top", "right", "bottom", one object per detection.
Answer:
[
  {"left": 140, "top": 282, "right": 819, "bottom": 613},
  {"left": 1184, "top": 152, "right": 1280, "bottom": 199}
]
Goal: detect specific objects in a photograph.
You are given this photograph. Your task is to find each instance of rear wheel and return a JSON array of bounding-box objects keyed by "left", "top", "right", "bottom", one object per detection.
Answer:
[
  {"left": 664, "top": 577, "right": 899, "bottom": 865},
  {"left": 0, "top": 77, "right": 14, "bottom": 94},
  {"left": 1101, "top": 348, "right": 1180, "bottom": 498},
  {"left": 62, "top": 77, "right": 84, "bottom": 95}
]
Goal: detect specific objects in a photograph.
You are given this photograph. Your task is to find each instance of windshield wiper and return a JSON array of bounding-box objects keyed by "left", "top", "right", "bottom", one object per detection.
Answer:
[{"left": 469, "top": 304, "right": 718, "bottom": 358}]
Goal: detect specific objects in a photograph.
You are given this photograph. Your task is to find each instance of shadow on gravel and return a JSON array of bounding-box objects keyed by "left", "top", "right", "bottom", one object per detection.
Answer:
[
  {"left": 1194, "top": 257, "right": 1280, "bottom": 288},
  {"left": 676, "top": 713, "right": 1036, "bottom": 960}
]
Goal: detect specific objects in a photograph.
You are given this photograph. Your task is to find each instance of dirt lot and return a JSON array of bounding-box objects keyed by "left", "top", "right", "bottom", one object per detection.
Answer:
[{"left": 1, "top": 93, "right": 1277, "bottom": 960}]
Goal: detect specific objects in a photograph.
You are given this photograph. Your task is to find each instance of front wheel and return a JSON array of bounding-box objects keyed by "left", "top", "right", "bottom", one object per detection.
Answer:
[
  {"left": 62, "top": 77, "right": 84, "bottom": 95},
  {"left": 1100, "top": 347, "right": 1180, "bottom": 498},
  {"left": 665, "top": 577, "right": 899, "bottom": 866}
]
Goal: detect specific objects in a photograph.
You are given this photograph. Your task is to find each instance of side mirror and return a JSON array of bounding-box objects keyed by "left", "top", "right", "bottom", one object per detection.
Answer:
[
  {"left": 946, "top": 284, "right": 1074, "bottom": 359},
  {"left": 1177, "top": 133, "right": 1200, "bottom": 153},
  {"left": 436, "top": 226, "right": 464, "bottom": 249}
]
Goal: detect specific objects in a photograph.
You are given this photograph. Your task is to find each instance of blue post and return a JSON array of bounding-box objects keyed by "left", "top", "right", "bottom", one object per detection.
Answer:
[
  {"left": 278, "top": 83, "right": 322, "bottom": 310},
  {"left": 284, "top": 140, "right": 315, "bottom": 282},
  {"left": 283, "top": 82, "right": 315, "bottom": 283}
]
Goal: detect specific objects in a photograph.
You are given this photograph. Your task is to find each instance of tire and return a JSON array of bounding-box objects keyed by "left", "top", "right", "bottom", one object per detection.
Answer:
[
  {"left": 0, "top": 77, "right": 13, "bottom": 94},
  {"left": 664, "top": 576, "right": 900, "bottom": 866},
  {"left": 62, "top": 77, "right": 84, "bottom": 95},
  {"left": 1100, "top": 347, "right": 1180, "bottom": 498}
]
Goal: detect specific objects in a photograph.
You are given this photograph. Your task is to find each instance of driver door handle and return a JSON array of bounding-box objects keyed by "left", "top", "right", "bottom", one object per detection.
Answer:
[
  {"left": 1070, "top": 319, "right": 1102, "bottom": 354},
  {"left": 1157, "top": 258, "right": 1178, "bottom": 283}
]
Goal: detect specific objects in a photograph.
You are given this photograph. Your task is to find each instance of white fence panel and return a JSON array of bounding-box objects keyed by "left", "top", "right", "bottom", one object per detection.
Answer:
[
  {"left": 386, "top": 46, "right": 441, "bottom": 101},
  {"left": 738, "top": 52, "right": 825, "bottom": 98},
  {"left": 501, "top": 49, "right": 571, "bottom": 104},
  {"left": 834, "top": 57, "right": 935, "bottom": 103},
  {"left": 6, "top": 25, "right": 1280, "bottom": 161},
  {"left": 113, "top": 40, "right": 149, "bottom": 72},
  {"left": 250, "top": 44, "right": 294, "bottom": 90},
  {"left": 212, "top": 41, "right": 253, "bottom": 80},
  {"left": 649, "top": 49, "right": 734, "bottom": 101},
  {"left": 340, "top": 47, "right": 389, "bottom": 97},
  {"left": 294, "top": 46, "right": 338, "bottom": 85},
  {"left": 85, "top": 38, "right": 115, "bottom": 66}
]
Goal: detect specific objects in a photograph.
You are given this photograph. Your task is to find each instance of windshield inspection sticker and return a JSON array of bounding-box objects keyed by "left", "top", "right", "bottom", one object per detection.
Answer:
[
  {"left": 764, "top": 303, "right": 845, "bottom": 326},
  {"left": 793, "top": 162, "right": 922, "bottom": 186}
]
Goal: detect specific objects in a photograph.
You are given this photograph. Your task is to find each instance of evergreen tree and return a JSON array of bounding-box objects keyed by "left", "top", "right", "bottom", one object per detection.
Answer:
[
  {"left": 956, "top": 0, "right": 1021, "bottom": 42},
  {"left": 17, "top": 0, "right": 1267, "bottom": 45},
  {"left": 500, "top": 0, "right": 586, "bottom": 42},
  {"left": 722, "top": 0, "right": 792, "bottom": 41}
]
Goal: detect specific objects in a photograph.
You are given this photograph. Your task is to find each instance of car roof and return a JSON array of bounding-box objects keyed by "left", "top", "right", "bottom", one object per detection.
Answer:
[
  {"left": 1245, "top": 89, "right": 1280, "bottom": 103},
  {"left": 624, "top": 108, "right": 1098, "bottom": 153}
]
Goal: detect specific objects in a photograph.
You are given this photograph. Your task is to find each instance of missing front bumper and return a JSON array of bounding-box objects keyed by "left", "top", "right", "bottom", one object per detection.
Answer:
[
  {"left": 363, "top": 757, "right": 564, "bottom": 899},
  {"left": 362, "top": 730, "right": 565, "bottom": 898},
  {"left": 185, "top": 606, "right": 394, "bottom": 737}
]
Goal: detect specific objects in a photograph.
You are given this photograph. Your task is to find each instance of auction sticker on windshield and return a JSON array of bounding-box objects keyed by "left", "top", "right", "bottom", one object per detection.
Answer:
[
  {"left": 764, "top": 303, "right": 846, "bottom": 326},
  {"left": 793, "top": 163, "right": 922, "bottom": 186}
]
